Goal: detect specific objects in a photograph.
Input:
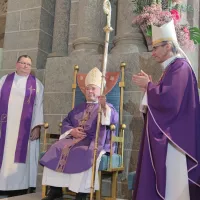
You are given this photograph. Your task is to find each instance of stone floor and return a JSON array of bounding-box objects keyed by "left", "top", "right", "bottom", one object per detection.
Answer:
[
  {"left": 0, "top": 193, "right": 77, "bottom": 200},
  {"left": 0, "top": 193, "right": 128, "bottom": 200},
  {"left": 0, "top": 192, "right": 41, "bottom": 199}
]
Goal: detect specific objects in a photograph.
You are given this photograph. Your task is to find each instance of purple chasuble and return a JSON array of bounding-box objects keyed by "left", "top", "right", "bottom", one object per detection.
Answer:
[
  {"left": 0, "top": 72, "right": 36, "bottom": 168},
  {"left": 133, "top": 58, "right": 200, "bottom": 200},
  {"left": 40, "top": 102, "right": 119, "bottom": 173}
]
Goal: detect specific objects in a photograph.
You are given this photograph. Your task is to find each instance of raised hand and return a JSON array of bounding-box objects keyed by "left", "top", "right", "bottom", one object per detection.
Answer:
[
  {"left": 132, "top": 70, "right": 151, "bottom": 90},
  {"left": 98, "top": 95, "right": 106, "bottom": 109}
]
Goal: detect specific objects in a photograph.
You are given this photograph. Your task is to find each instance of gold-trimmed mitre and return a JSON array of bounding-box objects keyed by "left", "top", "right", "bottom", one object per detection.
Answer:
[
  {"left": 152, "top": 20, "right": 178, "bottom": 46},
  {"left": 85, "top": 67, "right": 103, "bottom": 88}
]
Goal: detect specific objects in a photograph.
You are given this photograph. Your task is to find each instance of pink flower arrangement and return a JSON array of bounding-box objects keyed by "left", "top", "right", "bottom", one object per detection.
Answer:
[
  {"left": 175, "top": 25, "right": 195, "bottom": 50},
  {"left": 132, "top": 4, "right": 172, "bottom": 27},
  {"left": 170, "top": 9, "right": 181, "bottom": 24},
  {"left": 132, "top": 3, "right": 196, "bottom": 51}
]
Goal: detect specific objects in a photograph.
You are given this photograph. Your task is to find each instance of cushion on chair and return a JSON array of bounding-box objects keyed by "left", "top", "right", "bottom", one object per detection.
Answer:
[
  {"left": 128, "top": 171, "right": 136, "bottom": 190},
  {"left": 98, "top": 153, "right": 122, "bottom": 171}
]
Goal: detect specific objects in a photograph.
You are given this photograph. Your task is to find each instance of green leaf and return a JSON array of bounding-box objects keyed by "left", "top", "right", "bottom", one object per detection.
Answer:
[
  {"left": 189, "top": 27, "right": 200, "bottom": 44},
  {"left": 146, "top": 26, "right": 152, "bottom": 37},
  {"left": 180, "top": 4, "right": 194, "bottom": 12}
]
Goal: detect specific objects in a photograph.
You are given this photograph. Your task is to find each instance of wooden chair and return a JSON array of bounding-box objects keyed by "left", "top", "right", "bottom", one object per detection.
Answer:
[{"left": 42, "top": 62, "right": 126, "bottom": 200}]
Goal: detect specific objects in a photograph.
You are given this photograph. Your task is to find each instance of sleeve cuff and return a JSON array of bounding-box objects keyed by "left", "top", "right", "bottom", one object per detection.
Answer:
[
  {"left": 101, "top": 104, "right": 111, "bottom": 125},
  {"left": 140, "top": 92, "right": 148, "bottom": 113},
  {"left": 59, "top": 129, "right": 72, "bottom": 140}
]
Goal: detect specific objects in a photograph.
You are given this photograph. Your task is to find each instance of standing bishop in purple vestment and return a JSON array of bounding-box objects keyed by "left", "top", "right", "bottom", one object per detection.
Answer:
[
  {"left": 0, "top": 55, "right": 44, "bottom": 196},
  {"left": 40, "top": 67, "right": 119, "bottom": 200},
  {"left": 132, "top": 20, "right": 200, "bottom": 200}
]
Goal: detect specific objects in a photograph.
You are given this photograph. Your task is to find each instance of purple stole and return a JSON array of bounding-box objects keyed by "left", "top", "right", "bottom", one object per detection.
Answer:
[
  {"left": 56, "top": 104, "right": 96, "bottom": 172},
  {"left": 0, "top": 72, "right": 36, "bottom": 168}
]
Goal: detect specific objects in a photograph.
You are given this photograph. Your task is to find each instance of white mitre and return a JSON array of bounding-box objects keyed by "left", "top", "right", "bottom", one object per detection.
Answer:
[
  {"left": 152, "top": 20, "right": 191, "bottom": 65},
  {"left": 152, "top": 20, "right": 178, "bottom": 46},
  {"left": 85, "top": 67, "right": 104, "bottom": 88}
]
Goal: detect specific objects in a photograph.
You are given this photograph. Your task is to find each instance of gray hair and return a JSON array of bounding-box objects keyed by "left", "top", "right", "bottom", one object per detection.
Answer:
[{"left": 161, "top": 41, "right": 179, "bottom": 55}]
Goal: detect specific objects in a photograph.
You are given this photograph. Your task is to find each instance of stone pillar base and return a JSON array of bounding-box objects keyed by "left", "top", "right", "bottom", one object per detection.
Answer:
[
  {"left": 72, "top": 37, "right": 104, "bottom": 55},
  {"left": 111, "top": 33, "right": 147, "bottom": 54}
]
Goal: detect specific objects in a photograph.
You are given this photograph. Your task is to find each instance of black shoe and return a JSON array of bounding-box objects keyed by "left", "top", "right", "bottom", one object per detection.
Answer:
[
  {"left": 41, "top": 186, "right": 63, "bottom": 200},
  {"left": 75, "top": 193, "right": 87, "bottom": 200},
  {"left": 8, "top": 189, "right": 28, "bottom": 197},
  {"left": 28, "top": 187, "right": 36, "bottom": 193}
]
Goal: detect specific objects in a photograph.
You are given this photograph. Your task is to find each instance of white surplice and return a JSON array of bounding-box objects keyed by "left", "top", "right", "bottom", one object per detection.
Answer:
[
  {"left": 0, "top": 73, "right": 44, "bottom": 190},
  {"left": 42, "top": 104, "right": 111, "bottom": 193},
  {"left": 140, "top": 54, "right": 190, "bottom": 200}
]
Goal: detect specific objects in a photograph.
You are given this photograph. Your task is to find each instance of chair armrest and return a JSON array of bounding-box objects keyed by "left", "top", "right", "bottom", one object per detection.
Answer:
[
  {"left": 42, "top": 123, "right": 61, "bottom": 152},
  {"left": 108, "top": 123, "right": 126, "bottom": 170}
]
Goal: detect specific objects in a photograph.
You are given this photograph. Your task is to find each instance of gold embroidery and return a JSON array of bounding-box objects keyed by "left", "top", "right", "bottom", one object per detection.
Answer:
[
  {"left": 79, "top": 104, "right": 94, "bottom": 128},
  {"left": 152, "top": 38, "right": 174, "bottom": 46}
]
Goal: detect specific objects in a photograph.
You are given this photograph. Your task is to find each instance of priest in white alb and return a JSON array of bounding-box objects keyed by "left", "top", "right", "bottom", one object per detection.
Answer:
[{"left": 0, "top": 55, "right": 44, "bottom": 196}]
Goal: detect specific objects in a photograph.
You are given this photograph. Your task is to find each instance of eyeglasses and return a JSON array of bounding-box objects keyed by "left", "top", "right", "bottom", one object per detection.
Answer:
[
  {"left": 152, "top": 43, "right": 168, "bottom": 51},
  {"left": 18, "top": 61, "right": 32, "bottom": 67}
]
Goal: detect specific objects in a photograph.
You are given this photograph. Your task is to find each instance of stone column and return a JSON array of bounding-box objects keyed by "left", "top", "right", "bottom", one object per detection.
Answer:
[
  {"left": 72, "top": 0, "right": 106, "bottom": 55},
  {"left": 186, "top": 0, "right": 199, "bottom": 78},
  {"left": 111, "top": 0, "right": 147, "bottom": 54},
  {"left": 50, "top": 0, "right": 71, "bottom": 57}
]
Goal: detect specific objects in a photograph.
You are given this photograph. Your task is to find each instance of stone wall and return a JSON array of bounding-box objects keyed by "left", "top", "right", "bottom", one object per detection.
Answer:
[
  {"left": 0, "top": 0, "right": 56, "bottom": 81},
  {"left": 0, "top": 0, "right": 7, "bottom": 47}
]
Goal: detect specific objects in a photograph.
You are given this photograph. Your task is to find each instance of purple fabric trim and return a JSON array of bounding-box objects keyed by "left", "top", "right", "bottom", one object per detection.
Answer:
[
  {"left": 14, "top": 74, "right": 36, "bottom": 163},
  {"left": 0, "top": 73, "right": 15, "bottom": 168},
  {"left": 0, "top": 72, "right": 36, "bottom": 168}
]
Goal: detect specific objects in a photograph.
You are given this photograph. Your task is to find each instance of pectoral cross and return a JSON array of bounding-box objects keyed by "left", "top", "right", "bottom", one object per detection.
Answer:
[
  {"left": 0, "top": 114, "right": 7, "bottom": 138},
  {"left": 27, "top": 86, "right": 36, "bottom": 104}
]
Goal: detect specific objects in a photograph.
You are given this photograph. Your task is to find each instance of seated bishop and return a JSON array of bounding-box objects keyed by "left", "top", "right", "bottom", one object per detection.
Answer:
[{"left": 40, "top": 67, "right": 119, "bottom": 200}]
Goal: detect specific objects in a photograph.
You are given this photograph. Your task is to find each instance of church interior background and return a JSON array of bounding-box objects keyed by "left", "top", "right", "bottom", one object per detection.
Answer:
[{"left": 0, "top": 0, "right": 199, "bottom": 199}]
